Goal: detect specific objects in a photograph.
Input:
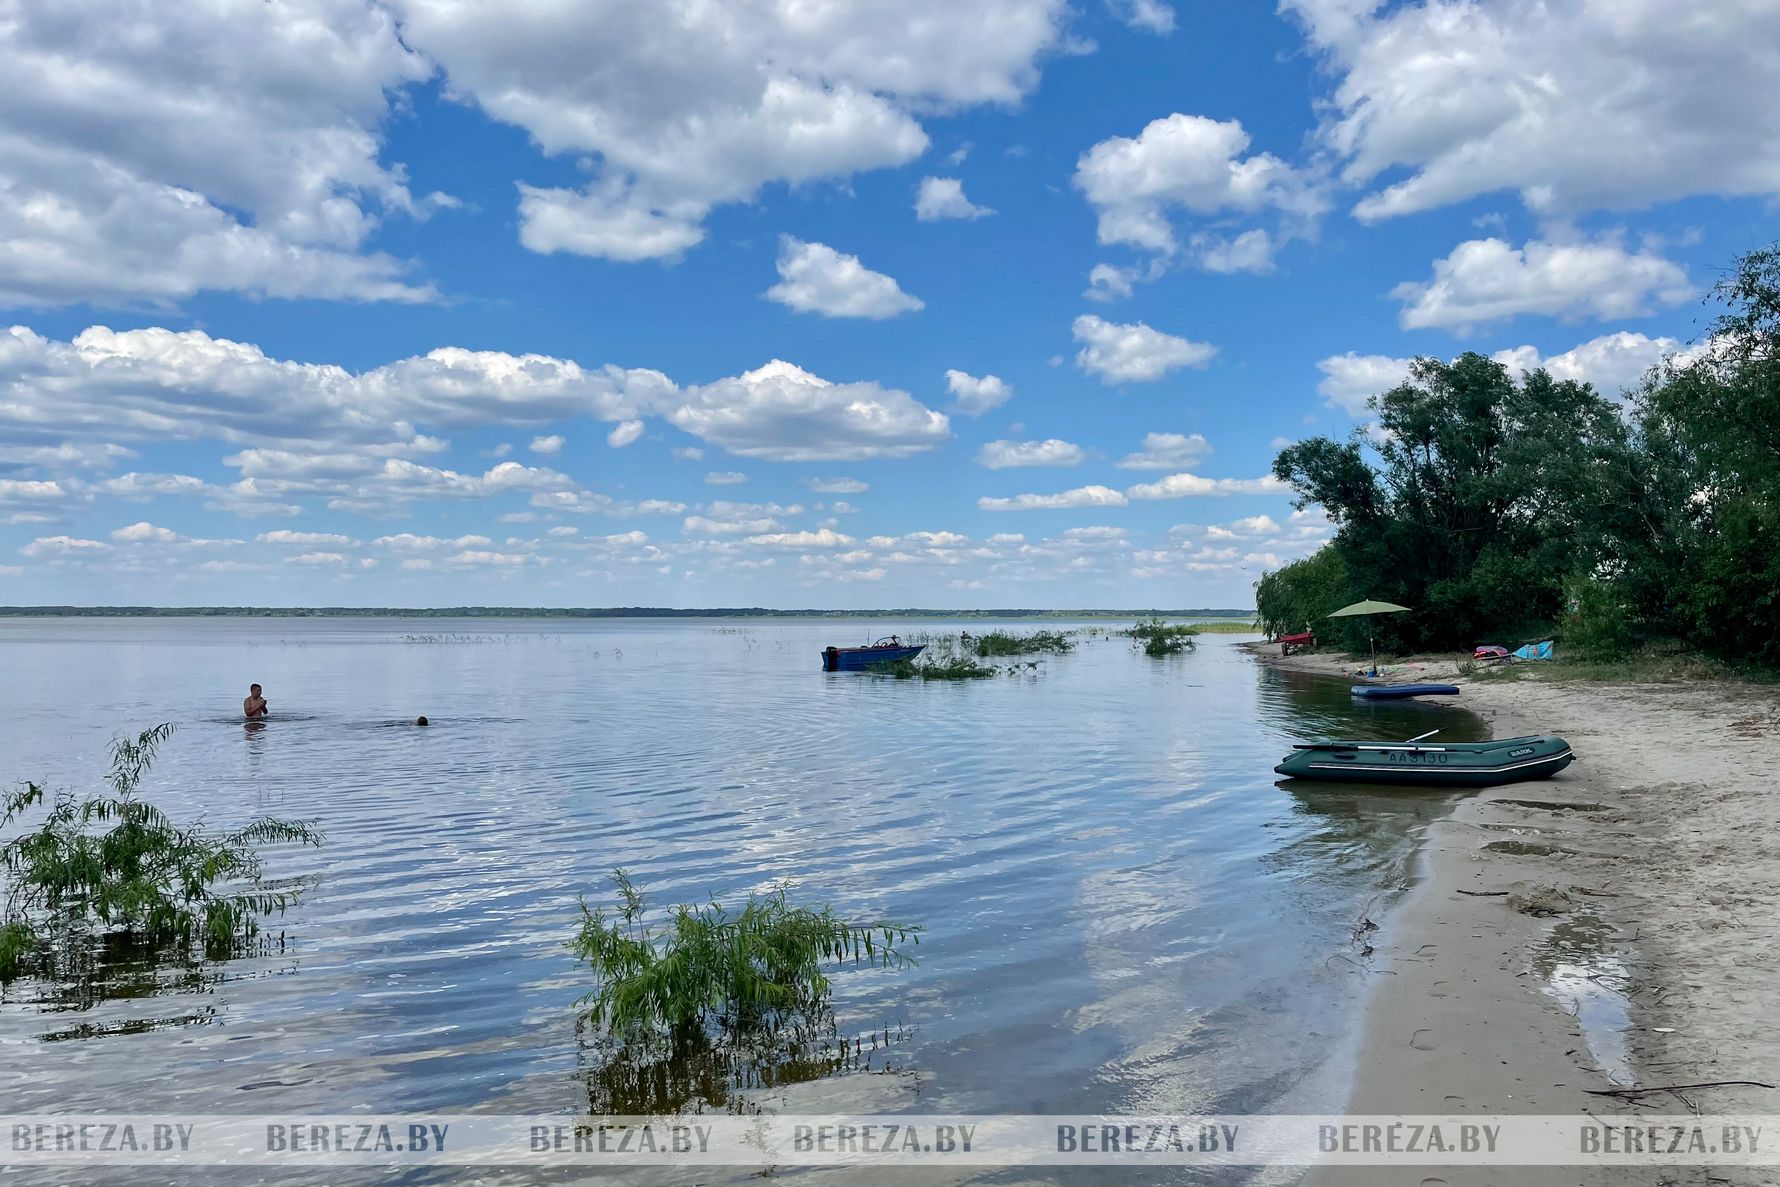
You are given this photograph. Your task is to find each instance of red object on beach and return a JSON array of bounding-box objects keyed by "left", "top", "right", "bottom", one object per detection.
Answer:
[
  {"left": 1278, "top": 630, "right": 1315, "bottom": 656},
  {"left": 1473, "top": 645, "right": 1511, "bottom": 662}
]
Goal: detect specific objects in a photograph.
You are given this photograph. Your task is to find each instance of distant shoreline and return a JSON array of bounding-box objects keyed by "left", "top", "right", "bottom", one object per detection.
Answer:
[{"left": 0, "top": 606, "right": 1256, "bottom": 620}]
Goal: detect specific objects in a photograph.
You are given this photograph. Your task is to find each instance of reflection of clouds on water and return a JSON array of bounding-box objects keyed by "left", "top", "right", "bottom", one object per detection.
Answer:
[{"left": 1, "top": 623, "right": 1481, "bottom": 1134}]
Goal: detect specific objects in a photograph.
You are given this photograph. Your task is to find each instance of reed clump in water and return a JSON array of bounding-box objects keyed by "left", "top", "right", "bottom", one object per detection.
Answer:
[
  {"left": 0, "top": 725, "right": 323, "bottom": 984},
  {"left": 572, "top": 870, "right": 918, "bottom": 1055},
  {"left": 874, "top": 656, "right": 1000, "bottom": 679},
  {"left": 968, "top": 629, "right": 1076, "bottom": 657},
  {"left": 1125, "top": 618, "right": 1199, "bottom": 656},
  {"left": 884, "top": 633, "right": 1039, "bottom": 677}
]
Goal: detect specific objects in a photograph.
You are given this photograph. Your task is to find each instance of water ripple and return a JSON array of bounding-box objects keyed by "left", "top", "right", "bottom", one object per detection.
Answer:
[{"left": 0, "top": 619, "right": 1486, "bottom": 1149}]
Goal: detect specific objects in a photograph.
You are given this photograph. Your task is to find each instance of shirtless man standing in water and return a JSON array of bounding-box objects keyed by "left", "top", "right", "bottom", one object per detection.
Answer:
[{"left": 243, "top": 683, "right": 269, "bottom": 719}]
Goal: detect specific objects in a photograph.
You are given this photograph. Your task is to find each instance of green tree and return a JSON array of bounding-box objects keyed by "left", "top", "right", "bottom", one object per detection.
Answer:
[
  {"left": 1606, "top": 246, "right": 1780, "bottom": 664},
  {"left": 1272, "top": 353, "right": 1631, "bottom": 652},
  {"left": 1255, "top": 544, "right": 1361, "bottom": 645}
]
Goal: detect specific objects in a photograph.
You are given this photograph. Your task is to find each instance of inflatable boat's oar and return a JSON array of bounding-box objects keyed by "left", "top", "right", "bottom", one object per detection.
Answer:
[{"left": 1290, "top": 729, "right": 1442, "bottom": 752}]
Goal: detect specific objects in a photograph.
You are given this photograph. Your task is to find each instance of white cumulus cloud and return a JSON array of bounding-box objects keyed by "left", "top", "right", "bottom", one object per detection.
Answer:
[
  {"left": 1316, "top": 353, "right": 1415, "bottom": 415},
  {"left": 945, "top": 369, "right": 1013, "bottom": 415},
  {"left": 978, "top": 484, "right": 1128, "bottom": 511},
  {"left": 21, "top": 535, "right": 109, "bottom": 556},
  {"left": 977, "top": 439, "right": 1085, "bottom": 469},
  {"left": 1318, "top": 331, "right": 1693, "bottom": 417},
  {"left": 742, "top": 528, "right": 856, "bottom": 549},
  {"left": 915, "top": 177, "right": 993, "bottom": 221},
  {"left": 1125, "top": 472, "right": 1285, "bottom": 500},
  {"left": 1492, "top": 331, "right": 1680, "bottom": 399},
  {"left": 670, "top": 360, "right": 948, "bottom": 461},
  {"left": 1108, "top": 0, "right": 1176, "bottom": 34},
  {"left": 1117, "top": 432, "right": 1211, "bottom": 470},
  {"left": 765, "top": 237, "right": 924, "bottom": 319},
  {"left": 110, "top": 522, "right": 182, "bottom": 543},
  {"left": 1286, "top": 0, "right": 1780, "bottom": 221},
  {"left": 806, "top": 477, "right": 869, "bottom": 494},
  {"left": 0, "top": 0, "right": 441, "bottom": 307},
  {"left": 396, "top": 0, "right": 1070, "bottom": 261},
  {"left": 1073, "top": 113, "right": 1322, "bottom": 257},
  {"left": 0, "top": 325, "right": 673, "bottom": 454},
  {"left": 1392, "top": 236, "right": 1692, "bottom": 330},
  {"left": 1073, "top": 315, "right": 1216, "bottom": 384},
  {"left": 258, "top": 530, "right": 357, "bottom": 546}
]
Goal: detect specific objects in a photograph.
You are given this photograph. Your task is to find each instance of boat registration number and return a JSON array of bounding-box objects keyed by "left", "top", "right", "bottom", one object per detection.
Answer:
[{"left": 1385, "top": 751, "right": 1450, "bottom": 765}]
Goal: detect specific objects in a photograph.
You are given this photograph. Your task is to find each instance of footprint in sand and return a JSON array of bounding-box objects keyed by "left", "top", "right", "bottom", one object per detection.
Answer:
[
  {"left": 1416, "top": 943, "right": 1439, "bottom": 957},
  {"left": 1429, "top": 981, "right": 1451, "bottom": 997},
  {"left": 1442, "top": 1095, "right": 1465, "bottom": 1106},
  {"left": 1410, "top": 1029, "right": 1438, "bottom": 1051},
  {"left": 1420, "top": 1179, "right": 1448, "bottom": 1187}
]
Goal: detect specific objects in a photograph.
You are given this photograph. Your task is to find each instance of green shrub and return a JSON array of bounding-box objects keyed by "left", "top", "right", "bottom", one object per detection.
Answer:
[
  {"left": 1562, "top": 575, "right": 1645, "bottom": 660},
  {"left": 571, "top": 870, "right": 918, "bottom": 1052},
  {"left": 1124, "top": 618, "right": 1197, "bottom": 656},
  {"left": 1, "top": 725, "right": 322, "bottom": 984}
]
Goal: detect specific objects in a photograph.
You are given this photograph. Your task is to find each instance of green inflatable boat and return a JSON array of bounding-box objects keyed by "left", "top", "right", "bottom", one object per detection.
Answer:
[{"left": 1274, "top": 734, "right": 1574, "bottom": 787}]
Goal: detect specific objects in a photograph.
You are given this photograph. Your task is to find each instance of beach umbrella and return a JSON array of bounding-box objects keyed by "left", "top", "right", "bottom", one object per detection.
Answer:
[{"left": 1326, "top": 599, "right": 1411, "bottom": 675}]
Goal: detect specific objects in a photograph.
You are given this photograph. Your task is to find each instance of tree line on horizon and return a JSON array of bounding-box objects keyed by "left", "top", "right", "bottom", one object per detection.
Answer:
[{"left": 1257, "top": 243, "right": 1780, "bottom": 669}]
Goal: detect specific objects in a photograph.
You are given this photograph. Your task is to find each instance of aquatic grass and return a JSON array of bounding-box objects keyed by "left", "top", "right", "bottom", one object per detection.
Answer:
[
  {"left": 0, "top": 725, "right": 323, "bottom": 984},
  {"left": 1124, "top": 618, "right": 1198, "bottom": 656},
  {"left": 1189, "top": 620, "right": 1260, "bottom": 633},
  {"left": 572, "top": 870, "right": 918, "bottom": 1053}
]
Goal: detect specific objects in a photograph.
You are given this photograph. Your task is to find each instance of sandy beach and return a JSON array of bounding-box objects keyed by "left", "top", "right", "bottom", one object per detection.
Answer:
[{"left": 1244, "top": 644, "right": 1780, "bottom": 1186}]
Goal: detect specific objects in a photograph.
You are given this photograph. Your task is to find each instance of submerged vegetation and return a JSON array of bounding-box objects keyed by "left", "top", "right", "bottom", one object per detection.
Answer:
[
  {"left": 571, "top": 870, "right": 918, "bottom": 1056},
  {"left": 582, "top": 1018, "right": 912, "bottom": 1115},
  {"left": 1261, "top": 242, "right": 1780, "bottom": 670},
  {"left": 0, "top": 725, "right": 323, "bottom": 984},
  {"left": 1125, "top": 618, "right": 1198, "bottom": 656}
]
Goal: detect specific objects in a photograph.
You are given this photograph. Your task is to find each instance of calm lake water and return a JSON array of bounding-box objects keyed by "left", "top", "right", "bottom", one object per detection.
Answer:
[{"left": 0, "top": 618, "right": 1486, "bottom": 1183}]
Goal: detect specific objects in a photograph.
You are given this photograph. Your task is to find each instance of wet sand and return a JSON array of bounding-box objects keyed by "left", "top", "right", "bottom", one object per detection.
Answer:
[{"left": 1243, "top": 643, "right": 1780, "bottom": 1187}]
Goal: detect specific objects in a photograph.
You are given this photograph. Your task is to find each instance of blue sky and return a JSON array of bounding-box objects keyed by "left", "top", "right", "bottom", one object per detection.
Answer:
[{"left": 1, "top": 0, "right": 1775, "bottom": 608}]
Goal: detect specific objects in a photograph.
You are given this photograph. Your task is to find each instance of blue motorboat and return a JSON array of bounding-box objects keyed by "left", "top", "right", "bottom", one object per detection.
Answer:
[
  {"left": 1351, "top": 682, "right": 1461, "bottom": 699},
  {"left": 822, "top": 636, "right": 925, "bottom": 672}
]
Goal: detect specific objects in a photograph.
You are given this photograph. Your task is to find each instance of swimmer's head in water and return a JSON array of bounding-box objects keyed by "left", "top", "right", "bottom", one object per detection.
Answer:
[{"left": 416, "top": 716, "right": 429, "bottom": 726}]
